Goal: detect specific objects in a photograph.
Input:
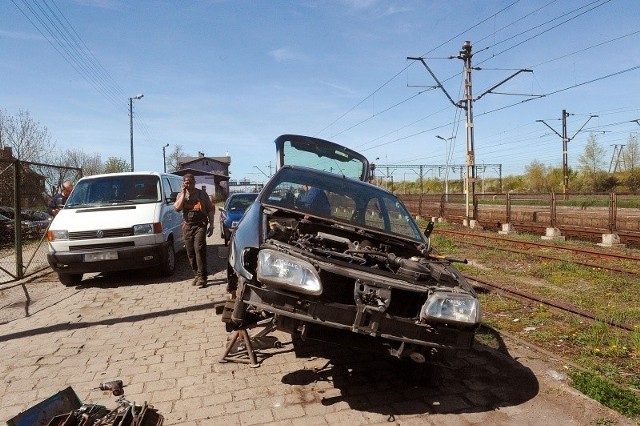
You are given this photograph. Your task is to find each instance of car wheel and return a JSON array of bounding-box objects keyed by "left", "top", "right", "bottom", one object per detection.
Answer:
[
  {"left": 58, "top": 273, "right": 82, "bottom": 287},
  {"left": 160, "top": 242, "right": 176, "bottom": 276}
]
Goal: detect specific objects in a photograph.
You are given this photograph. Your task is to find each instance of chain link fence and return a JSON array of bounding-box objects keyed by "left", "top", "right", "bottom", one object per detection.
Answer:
[{"left": 0, "top": 158, "right": 82, "bottom": 284}]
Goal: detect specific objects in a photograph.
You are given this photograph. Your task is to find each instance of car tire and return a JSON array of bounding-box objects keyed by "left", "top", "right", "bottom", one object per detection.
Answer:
[
  {"left": 160, "top": 241, "right": 176, "bottom": 276},
  {"left": 58, "top": 273, "right": 82, "bottom": 287}
]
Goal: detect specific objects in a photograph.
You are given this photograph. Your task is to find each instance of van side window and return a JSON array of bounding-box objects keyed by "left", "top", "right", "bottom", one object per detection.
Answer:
[{"left": 162, "top": 177, "right": 174, "bottom": 200}]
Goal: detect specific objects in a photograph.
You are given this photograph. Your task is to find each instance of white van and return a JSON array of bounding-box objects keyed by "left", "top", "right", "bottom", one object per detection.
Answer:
[{"left": 47, "top": 171, "right": 185, "bottom": 286}]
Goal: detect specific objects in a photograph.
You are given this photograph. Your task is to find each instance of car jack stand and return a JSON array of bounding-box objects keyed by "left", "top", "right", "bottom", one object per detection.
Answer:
[{"left": 219, "top": 318, "right": 281, "bottom": 368}]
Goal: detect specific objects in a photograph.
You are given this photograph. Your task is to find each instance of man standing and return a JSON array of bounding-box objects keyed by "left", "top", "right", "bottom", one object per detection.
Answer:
[
  {"left": 48, "top": 181, "right": 73, "bottom": 217},
  {"left": 174, "top": 174, "right": 215, "bottom": 287}
]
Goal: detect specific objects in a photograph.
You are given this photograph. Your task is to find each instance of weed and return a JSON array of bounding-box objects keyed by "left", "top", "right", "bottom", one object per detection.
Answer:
[
  {"left": 632, "top": 325, "right": 640, "bottom": 354},
  {"left": 568, "top": 369, "right": 640, "bottom": 418}
]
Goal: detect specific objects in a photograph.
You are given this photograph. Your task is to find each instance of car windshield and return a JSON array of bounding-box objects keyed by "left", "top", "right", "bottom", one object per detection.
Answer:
[
  {"left": 65, "top": 175, "right": 161, "bottom": 208},
  {"left": 275, "top": 134, "right": 370, "bottom": 181},
  {"left": 262, "top": 167, "right": 424, "bottom": 242},
  {"left": 226, "top": 193, "right": 258, "bottom": 211}
]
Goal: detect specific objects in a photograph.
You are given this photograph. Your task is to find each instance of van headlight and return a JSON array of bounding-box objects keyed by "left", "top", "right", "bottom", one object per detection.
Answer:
[
  {"left": 47, "top": 229, "right": 68, "bottom": 241},
  {"left": 420, "top": 292, "right": 481, "bottom": 325},
  {"left": 133, "top": 223, "right": 154, "bottom": 235},
  {"left": 257, "top": 249, "right": 322, "bottom": 295}
]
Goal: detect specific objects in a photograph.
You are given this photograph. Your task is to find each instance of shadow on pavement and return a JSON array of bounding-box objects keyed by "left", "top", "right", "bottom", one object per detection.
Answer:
[
  {"left": 0, "top": 300, "right": 226, "bottom": 343},
  {"left": 280, "top": 326, "right": 538, "bottom": 417}
]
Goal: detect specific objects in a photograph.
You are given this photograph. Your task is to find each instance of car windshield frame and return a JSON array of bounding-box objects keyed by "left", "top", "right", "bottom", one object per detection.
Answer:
[
  {"left": 65, "top": 175, "right": 162, "bottom": 208},
  {"left": 275, "top": 134, "right": 370, "bottom": 182},
  {"left": 261, "top": 166, "right": 425, "bottom": 242}
]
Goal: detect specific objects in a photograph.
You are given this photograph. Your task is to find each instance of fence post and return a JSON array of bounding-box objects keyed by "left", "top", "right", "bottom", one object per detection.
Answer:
[
  {"left": 473, "top": 193, "right": 478, "bottom": 221},
  {"left": 418, "top": 165, "right": 423, "bottom": 217},
  {"left": 550, "top": 192, "right": 557, "bottom": 228},
  {"left": 14, "top": 160, "right": 24, "bottom": 279},
  {"left": 609, "top": 192, "right": 617, "bottom": 233}
]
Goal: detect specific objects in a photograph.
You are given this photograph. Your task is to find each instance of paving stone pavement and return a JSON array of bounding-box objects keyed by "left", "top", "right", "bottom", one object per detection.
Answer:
[{"left": 0, "top": 229, "right": 635, "bottom": 425}]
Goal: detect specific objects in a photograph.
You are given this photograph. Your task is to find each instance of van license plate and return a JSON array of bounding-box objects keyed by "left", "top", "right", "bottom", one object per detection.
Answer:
[{"left": 84, "top": 251, "right": 118, "bottom": 262}]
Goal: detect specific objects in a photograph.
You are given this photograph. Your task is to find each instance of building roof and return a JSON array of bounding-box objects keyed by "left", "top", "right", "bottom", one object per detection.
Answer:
[
  {"left": 179, "top": 155, "right": 231, "bottom": 166},
  {"left": 172, "top": 167, "right": 229, "bottom": 181}
]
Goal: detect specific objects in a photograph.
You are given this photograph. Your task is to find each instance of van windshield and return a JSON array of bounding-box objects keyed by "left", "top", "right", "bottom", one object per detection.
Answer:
[{"left": 65, "top": 175, "right": 161, "bottom": 208}]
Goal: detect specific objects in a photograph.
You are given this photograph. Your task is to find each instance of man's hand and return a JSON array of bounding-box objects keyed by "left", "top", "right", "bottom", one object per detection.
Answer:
[{"left": 207, "top": 224, "right": 214, "bottom": 237}]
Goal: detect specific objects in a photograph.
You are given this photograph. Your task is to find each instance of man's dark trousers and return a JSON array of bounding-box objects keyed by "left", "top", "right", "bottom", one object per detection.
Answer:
[{"left": 184, "top": 223, "right": 208, "bottom": 281}]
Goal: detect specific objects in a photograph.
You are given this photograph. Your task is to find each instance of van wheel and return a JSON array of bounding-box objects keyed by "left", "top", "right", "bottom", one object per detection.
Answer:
[
  {"left": 58, "top": 273, "right": 82, "bottom": 287},
  {"left": 160, "top": 243, "right": 176, "bottom": 276}
]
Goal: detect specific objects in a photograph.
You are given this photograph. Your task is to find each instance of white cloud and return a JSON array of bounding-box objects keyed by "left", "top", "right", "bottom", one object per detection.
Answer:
[{"left": 268, "top": 47, "right": 307, "bottom": 62}]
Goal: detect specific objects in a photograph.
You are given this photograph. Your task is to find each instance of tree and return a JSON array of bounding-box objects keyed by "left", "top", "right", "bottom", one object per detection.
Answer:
[
  {"left": 0, "top": 109, "right": 56, "bottom": 162},
  {"left": 592, "top": 172, "right": 619, "bottom": 192},
  {"left": 63, "top": 149, "right": 103, "bottom": 176},
  {"left": 167, "top": 144, "right": 187, "bottom": 172},
  {"left": 625, "top": 171, "right": 640, "bottom": 193},
  {"left": 577, "top": 133, "right": 606, "bottom": 175},
  {"left": 622, "top": 133, "right": 639, "bottom": 172},
  {"left": 31, "top": 149, "right": 87, "bottom": 198},
  {"left": 104, "top": 157, "right": 130, "bottom": 173},
  {"left": 523, "top": 160, "right": 550, "bottom": 192}
]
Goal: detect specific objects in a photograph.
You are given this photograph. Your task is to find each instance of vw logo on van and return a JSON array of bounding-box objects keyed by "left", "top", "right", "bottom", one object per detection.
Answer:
[{"left": 96, "top": 230, "right": 104, "bottom": 238}]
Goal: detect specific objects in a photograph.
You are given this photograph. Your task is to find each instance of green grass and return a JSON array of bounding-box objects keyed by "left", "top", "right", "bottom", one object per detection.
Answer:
[
  {"left": 429, "top": 224, "right": 640, "bottom": 420},
  {"left": 568, "top": 369, "right": 640, "bottom": 418}
]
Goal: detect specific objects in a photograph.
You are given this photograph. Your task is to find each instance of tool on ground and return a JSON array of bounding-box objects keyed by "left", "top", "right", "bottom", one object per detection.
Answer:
[{"left": 96, "top": 380, "right": 124, "bottom": 396}]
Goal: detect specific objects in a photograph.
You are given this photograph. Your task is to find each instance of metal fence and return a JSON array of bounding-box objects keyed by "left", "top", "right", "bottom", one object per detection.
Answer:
[
  {"left": 0, "top": 158, "right": 82, "bottom": 284},
  {"left": 398, "top": 191, "right": 640, "bottom": 235}
]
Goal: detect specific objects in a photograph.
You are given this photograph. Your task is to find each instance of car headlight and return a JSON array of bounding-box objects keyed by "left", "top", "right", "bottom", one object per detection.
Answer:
[
  {"left": 47, "top": 229, "right": 68, "bottom": 241},
  {"left": 420, "top": 292, "right": 481, "bottom": 325},
  {"left": 133, "top": 223, "right": 154, "bottom": 235},
  {"left": 257, "top": 249, "right": 322, "bottom": 295}
]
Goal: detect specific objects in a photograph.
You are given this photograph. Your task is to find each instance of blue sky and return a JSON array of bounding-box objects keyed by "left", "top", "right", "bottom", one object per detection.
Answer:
[{"left": 2, "top": 0, "right": 639, "bottom": 185}]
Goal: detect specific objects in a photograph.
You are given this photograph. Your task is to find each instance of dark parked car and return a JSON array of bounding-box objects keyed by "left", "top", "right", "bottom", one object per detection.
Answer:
[
  {"left": 219, "top": 192, "right": 259, "bottom": 245},
  {"left": 21, "top": 210, "right": 52, "bottom": 239},
  {"left": 0, "top": 213, "right": 14, "bottom": 244},
  {"left": 0, "top": 206, "right": 15, "bottom": 220},
  {"left": 223, "top": 134, "right": 481, "bottom": 363}
]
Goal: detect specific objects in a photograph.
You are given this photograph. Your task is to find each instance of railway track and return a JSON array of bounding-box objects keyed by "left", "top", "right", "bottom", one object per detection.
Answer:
[
  {"left": 466, "top": 275, "right": 636, "bottom": 333},
  {"left": 438, "top": 229, "right": 640, "bottom": 276}
]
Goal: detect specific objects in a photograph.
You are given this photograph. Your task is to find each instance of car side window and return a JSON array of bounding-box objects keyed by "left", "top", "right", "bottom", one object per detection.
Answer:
[
  {"left": 381, "top": 197, "right": 420, "bottom": 238},
  {"left": 329, "top": 193, "right": 356, "bottom": 222},
  {"left": 364, "top": 198, "right": 384, "bottom": 230}
]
